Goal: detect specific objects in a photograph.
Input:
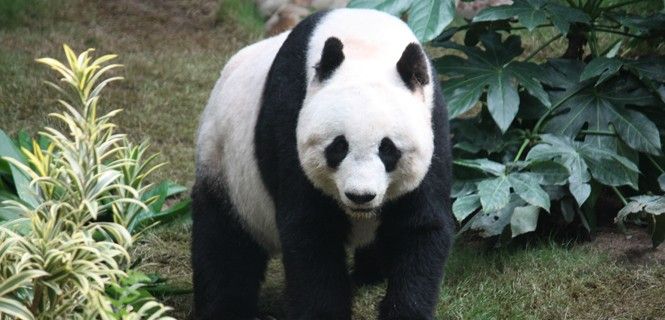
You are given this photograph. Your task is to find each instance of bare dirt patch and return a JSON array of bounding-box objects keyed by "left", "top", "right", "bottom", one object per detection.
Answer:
[{"left": 587, "top": 227, "right": 665, "bottom": 265}]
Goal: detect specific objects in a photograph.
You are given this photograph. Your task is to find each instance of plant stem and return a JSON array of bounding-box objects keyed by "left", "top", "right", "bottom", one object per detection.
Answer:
[
  {"left": 612, "top": 186, "right": 629, "bottom": 206},
  {"left": 523, "top": 33, "right": 563, "bottom": 62},
  {"left": 533, "top": 85, "right": 586, "bottom": 134},
  {"left": 612, "top": 186, "right": 629, "bottom": 233},
  {"left": 579, "top": 130, "right": 617, "bottom": 136},
  {"left": 30, "top": 284, "right": 43, "bottom": 314},
  {"left": 647, "top": 154, "right": 665, "bottom": 174},
  {"left": 513, "top": 138, "right": 530, "bottom": 161},
  {"left": 603, "top": 0, "right": 650, "bottom": 10},
  {"left": 594, "top": 27, "right": 649, "bottom": 39},
  {"left": 511, "top": 24, "right": 554, "bottom": 31},
  {"left": 453, "top": 160, "right": 484, "bottom": 170}
]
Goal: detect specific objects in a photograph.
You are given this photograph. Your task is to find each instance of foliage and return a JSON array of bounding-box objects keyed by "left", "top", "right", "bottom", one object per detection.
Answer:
[
  {"left": 350, "top": 0, "right": 665, "bottom": 245},
  {"left": 0, "top": 45, "right": 177, "bottom": 319},
  {"left": 0, "top": 134, "right": 191, "bottom": 234},
  {"left": 349, "top": 0, "right": 456, "bottom": 42}
]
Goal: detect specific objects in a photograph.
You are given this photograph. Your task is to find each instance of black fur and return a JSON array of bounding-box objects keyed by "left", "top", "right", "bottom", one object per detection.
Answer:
[
  {"left": 315, "top": 37, "right": 345, "bottom": 82},
  {"left": 191, "top": 177, "right": 269, "bottom": 319},
  {"left": 396, "top": 43, "right": 430, "bottom": 91},
  {"left": 325, "top": 135, "right": 349, "bottom": 168},
  {"left": 378, "top": 137, "right": 402, "bottom": 172},
  {"left": 256, "top": 11, "right": 353, "bottom": 319},
  {"left": 352, "top": 242, "right": 386, "bottom": 287},
  {"left": 194, "top": 9, "right": 453, "bottom": 320},
  {"left": 373, "top": 74, "right": 453, "bottom": 319}
]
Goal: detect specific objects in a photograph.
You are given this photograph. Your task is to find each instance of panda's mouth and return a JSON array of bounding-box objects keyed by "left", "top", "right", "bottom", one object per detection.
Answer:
[{"left": 346, "top": 206, "right": 379, "bottom": 219}]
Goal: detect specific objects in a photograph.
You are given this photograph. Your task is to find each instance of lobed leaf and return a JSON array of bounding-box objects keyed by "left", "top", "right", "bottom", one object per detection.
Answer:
[
  {"left": 508, "top": 173, "right": 551, "bottom": 211},
  {"left": 478, "top": 176, "right": 511, "bottom": 211},
  {"left": 473, "top": 0, "right": 589, "bottom": 33},
  {"left": 510, "top": 205, "right": 540, "bottom": 237},
  {"left": 439, "top": 32, "right": 550, "bottom": 131},
  {"left": 453, "top": 194, "right": 481, "bottom": 221}
]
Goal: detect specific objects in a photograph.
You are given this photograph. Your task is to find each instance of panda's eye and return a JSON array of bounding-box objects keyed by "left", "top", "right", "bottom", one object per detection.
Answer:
[
  {"left": 379, "top": 137, "right": 401, "bottom": 172},
  {"left": 325, "top": 135, "right": 349, "bottom": 169}
]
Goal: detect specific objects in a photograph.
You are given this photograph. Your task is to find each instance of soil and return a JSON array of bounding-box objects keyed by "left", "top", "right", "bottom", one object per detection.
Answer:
[{"left": 588, "top": 226, "right": 665, "bottom": 265}]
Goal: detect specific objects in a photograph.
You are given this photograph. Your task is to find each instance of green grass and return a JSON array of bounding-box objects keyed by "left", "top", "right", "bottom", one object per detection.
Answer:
[
  {"left": 217, "top": 0, "right": 265, "bottom": 37},
  {"left": 2, "top": 1, "right": 665, "bottom": 319},
  {"left": 0, "top": 0, "right": 47, "bottom": 28},
  {"left": 136, "top": 229, "right": 665, "bottom": 319}
]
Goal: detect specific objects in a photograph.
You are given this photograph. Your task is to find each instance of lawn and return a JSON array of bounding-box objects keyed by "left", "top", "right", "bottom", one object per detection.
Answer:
[{"left": 1, "top": 1, "right": 664, "bottom": 319}]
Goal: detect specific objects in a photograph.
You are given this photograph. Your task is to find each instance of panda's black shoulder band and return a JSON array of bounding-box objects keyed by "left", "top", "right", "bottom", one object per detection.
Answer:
[{"left": 315, "top": 37, "right": 345, "bottom": 82}]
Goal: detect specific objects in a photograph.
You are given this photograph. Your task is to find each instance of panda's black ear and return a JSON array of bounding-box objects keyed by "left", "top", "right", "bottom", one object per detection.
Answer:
[
  {"left": 397, "top": 43, "right": 430, "bottom": 91},
  {"left": 315, "top": 37, "right": 345, "bottom": 82}
]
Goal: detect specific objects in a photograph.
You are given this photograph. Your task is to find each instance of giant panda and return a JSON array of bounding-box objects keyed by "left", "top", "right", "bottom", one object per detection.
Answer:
[{"left": 192, "top": 8, "right": 453, "bottom": 320}]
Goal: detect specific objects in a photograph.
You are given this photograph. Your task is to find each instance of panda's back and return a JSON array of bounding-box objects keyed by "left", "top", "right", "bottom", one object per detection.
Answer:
[{"left": 196, "top": 32, "right": 290, "bottom": 252}]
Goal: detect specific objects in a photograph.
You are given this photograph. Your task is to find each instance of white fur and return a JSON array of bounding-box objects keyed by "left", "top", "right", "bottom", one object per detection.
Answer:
[
  {"left": 197, "top": 9, "right": 435, "bottom": 254},
  {"left": 197, "top": 32, "right": 290, "bottom": 253},
  {"left": 297, "top": 9, "right": 435, "bottom": 218}
]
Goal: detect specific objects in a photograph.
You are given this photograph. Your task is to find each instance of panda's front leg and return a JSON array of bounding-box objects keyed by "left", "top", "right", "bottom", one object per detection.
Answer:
[
  {"left": 377, "top": 191, "right": 454, "bottom": 320},
  {"left": 276, "top": 187, "right": 352, "bottom": 320}
]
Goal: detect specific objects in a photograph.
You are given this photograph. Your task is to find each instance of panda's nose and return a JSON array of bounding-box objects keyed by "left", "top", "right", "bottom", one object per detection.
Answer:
[{"left": 345, "top": 192, "right": 376, "bottom": 204}]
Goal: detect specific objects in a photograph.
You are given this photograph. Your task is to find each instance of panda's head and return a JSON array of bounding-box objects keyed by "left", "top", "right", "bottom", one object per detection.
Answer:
[{"left": 297, "top": 37, "right": 434, "bottom": 219}]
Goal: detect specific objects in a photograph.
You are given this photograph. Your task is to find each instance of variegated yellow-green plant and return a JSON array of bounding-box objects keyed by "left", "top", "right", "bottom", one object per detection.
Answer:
[{"left": 0, "top": 45, "right": 174, "bottom": 319}]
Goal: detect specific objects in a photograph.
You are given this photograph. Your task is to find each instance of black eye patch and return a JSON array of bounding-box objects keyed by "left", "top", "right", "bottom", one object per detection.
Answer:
[
  {"left": 325, "top": 135, "right": 349, "bottom": 169},
  {"left": 379, "top": 138, "right": 401, "bottom": 172}
]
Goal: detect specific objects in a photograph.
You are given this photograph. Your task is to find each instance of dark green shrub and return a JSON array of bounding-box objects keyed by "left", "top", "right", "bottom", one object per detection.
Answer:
[{"left": 350, "top": 0, "right": 665, "bottom": 246}]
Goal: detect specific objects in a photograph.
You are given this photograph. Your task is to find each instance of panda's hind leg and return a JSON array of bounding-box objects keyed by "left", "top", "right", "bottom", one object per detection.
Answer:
[{"left": 191, "top": 177, "right": 269, "bottom": 320}]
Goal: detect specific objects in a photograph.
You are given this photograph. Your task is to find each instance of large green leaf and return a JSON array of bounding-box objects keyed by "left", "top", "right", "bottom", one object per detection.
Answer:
[
  {"left": 624, "top": 58, "right": 665, "bottom": 83},
  {"left": 579, "top": 57, "right": 623, "bottom": 86},
  {"left": 618, "top": 195, "right": 665, "bottom": 247},
  {"left": 560, "top": 198, "right": 576, "bottom": 223},
  {"left": 473, "top": 0, "right": 589, "bottom": 33},
  {"left": 544, "top": 66, "right": 661, "bottom": 155},
  {"left": 474, "top": 0, "right": 548, "bottom": 31},
  {"left": 0, "top": 296, "right": 35, "bottom": 320},
  {"left": 508, "top": 172, "right": 550, "bottom": 211},
  {"left": 142, "top": 180, "right": 188, "bottom": 213},
  {"left": 408, "top": 0, "right": 456, "bottom": 42},
  {"left": 569, "top": 182, "right": 591, "bottom": 206},
  {"left": 543, "top": 2, "right": 591, "bottom": 34},
  {"left": 348, "top": 0, "right": 455, "bottom": 42},
  {"left": 510, "top": 205, "right": 540, "bottom": 237},
  {"left": 437, "top": 32, "right": 550, "bottom": 131},
  {"left": 452, "top": 194, "right": 481, "bottom": 221},
  {"left": 466, "top": 195, "right": 525, "bottom": 237},
  {"left": 618, "top": 195, "right": 665, "bottom": 218},
  {"left": 454, "top": 158, "right": 506, "bottom": 176},
  {"left": 579, "top": 143, "right": 640, "bottom": 188},
  {"left": 477, "top": 175, "right": 511, "bottom": 212},
  {"left": 0, "top": 130, "right": 38, "bottom": 208},
  {"left": 605, "top": 12, "right": 665, "bottom": 35},
  {"left": 527, "top": 135, "right": 590, "bottom": 185},
  {"left": 451, "top": 117, "right": 509, "bottom": 154},
  {"left": 128, "top": 198, "right": 192, "bottom": 234},
  {"left": 526, "top": 161, "right": 569, "bottom": 185},
  {"left": 527, "top": 134, "right": 639, "bottom": 204},
  {"left": 347, "top": 0, "right": 411, "bottom": 15}
]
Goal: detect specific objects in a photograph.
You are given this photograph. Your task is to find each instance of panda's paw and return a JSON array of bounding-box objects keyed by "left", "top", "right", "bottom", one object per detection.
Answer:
[{"left": 256, "top": 315, "right": 278, "bottom": 320}]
